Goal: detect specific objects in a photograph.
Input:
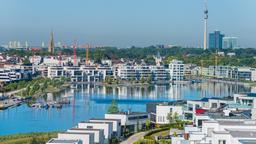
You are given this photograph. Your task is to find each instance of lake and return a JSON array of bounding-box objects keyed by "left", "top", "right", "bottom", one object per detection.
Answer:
[{"left": 0, "top": 82, "right": 250, "bottom": 135}]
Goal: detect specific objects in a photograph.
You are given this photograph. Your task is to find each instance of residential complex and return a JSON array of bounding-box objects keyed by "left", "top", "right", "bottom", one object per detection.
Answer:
[
  {"left": 47, "top": 111, "right": 149, "bottom": 144},
  {"left": 46, "top": 91, "right": 256, "bottom": 144}
]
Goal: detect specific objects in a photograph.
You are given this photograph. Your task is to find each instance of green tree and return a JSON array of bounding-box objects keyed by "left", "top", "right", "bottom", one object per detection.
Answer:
[
  {"left": 166, "top": 112, "right": 173, "bottom": 124},
  {"left": 140, "top": 77, "right": 145, "bottom": 84},
  {"left": 173, "top": 112, "right": 179, "bottom": 123},
  {"left": 145, "top": 119, "right": 151, "bottom": 130},
  {"left": 107, "top": 100, "right": 119, "bottom": 114},
  {"left": 23, "top": 58, "right": 31, "bottom": 65},
  {"left": 147, "top": 74, "right": 153, "bottom": 84}
]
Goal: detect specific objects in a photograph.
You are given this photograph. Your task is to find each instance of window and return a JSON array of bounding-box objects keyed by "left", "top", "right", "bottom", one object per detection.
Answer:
[
  {"left": 219, "top": 140, "right": 226, "bottom": 144},
  {"left": 86, "top": 126, "right": 93, "bottom": 129}
]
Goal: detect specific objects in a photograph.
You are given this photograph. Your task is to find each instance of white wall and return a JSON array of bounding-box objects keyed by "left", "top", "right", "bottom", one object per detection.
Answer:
[
  {"left": 58, "top": 133, "right": 93, "bottom": 144},
  {"left": 77, "top": 122, "right": 112, "bottom": 139},
  {"left": 89, "top": 119, "right": 121, "bottom": 138},
  {"left": 156, "top": 105, "right": 183, "bottom": 124},
  {"left": 67, "top": 129, "right": 104, "bottom": 144}
]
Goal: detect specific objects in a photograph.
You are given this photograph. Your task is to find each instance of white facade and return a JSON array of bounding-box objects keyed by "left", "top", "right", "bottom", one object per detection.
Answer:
[
  {"left": 155, "top": 104, "right": 183, "bottom": 124},
  {"left": 179, "top": 119, "right": 256, "bottom": 144},
  {"left": 105, "top": 112, "right": 148, "bottom": 126},
  {"left": 46, "top": 138, "right": 82, "bottom": 144},
  {"left": 77, "top": 122, "right": 113, "bottom": 139},
  {"left": 0, "top": 68, "right": 29, "bottom": 82},
  {"left": 67, "top": 128, "right": 104, "bottom": 144},
  {"left": 89, "top": 119, "right": 121, "bottom": 138},
  {"left": 57, "top": 132, "right": 94, "bottom": 144},
  {"left": 105, "top": 112, "right": 148, "bottom": 132},
  {"left": 47, "top": 66, "right": 64, "bottom": 78},
  {"left": 117, "top": 65, "right": 168, "bottom": 81},
  {"left": 169, "top": 60, "right": 184, "bottom": 81}
]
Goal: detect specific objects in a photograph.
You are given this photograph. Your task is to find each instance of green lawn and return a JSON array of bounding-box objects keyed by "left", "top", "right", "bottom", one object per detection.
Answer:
[
  {"left": 150, "top": 130, "right": 170, "bottom": 140},
  {"left": 0, "top": 132, "right": 58, "bottom": 144}
]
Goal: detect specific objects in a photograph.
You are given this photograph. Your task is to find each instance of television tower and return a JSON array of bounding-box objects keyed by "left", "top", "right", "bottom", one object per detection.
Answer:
[{"left": 203, "top": 0, "right": 208, "bottom": 50}]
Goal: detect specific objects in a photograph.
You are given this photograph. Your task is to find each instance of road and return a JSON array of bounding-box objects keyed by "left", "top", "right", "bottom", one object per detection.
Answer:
[{"left": 120, "top": 132, "right": 146, "bottom": 144}]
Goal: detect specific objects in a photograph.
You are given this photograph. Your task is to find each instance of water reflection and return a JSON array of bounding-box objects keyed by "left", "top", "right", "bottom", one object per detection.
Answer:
[
  {"left": 72, "top": 82, "right": 250, "bottom": 102},
  {"left": 0, "top": 82, "right": 251, "bottom": 135}
]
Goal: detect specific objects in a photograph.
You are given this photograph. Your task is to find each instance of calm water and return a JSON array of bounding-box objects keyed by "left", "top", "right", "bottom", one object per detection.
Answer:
[{"left": 0, "top": 82, "right": 250, "bottom": 135}]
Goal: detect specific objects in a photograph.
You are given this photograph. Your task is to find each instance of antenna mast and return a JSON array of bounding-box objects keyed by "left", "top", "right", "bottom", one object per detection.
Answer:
[{"left": 203, "top": 0, "right": 208, "bottom": 50}]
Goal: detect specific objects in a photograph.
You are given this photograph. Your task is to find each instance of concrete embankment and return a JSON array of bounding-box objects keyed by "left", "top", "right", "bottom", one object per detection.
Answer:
[{"left": 205, "top": 78, "right": 251, "bottom": 87}]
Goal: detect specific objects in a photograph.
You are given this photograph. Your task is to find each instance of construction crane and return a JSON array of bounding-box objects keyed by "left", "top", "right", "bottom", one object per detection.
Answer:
[
  {"left": 200, "top": 51, "right": 218, "bottom": 78},
  {"left": 73, "top": 40, "right": 78, "bottom": 66}
]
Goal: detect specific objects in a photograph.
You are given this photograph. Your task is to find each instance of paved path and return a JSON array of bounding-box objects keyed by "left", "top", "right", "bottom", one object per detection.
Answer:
[{"left": 120, "top": 132, "right": 146, "bottom": 144}]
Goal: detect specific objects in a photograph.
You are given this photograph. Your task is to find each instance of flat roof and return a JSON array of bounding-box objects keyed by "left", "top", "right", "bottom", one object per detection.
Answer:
[
  {"left": 106, "top": 112, "right": 148, "bottom": 116},
  {"left": 69, "top": 128, "right": 102, "bottom": 131},
  {"left": 48, "top": 138, "right": 80, "bottom": 143},
  {"left": 59, "top": 132, "right": 93, "bottom": 135},
  {"left": 239, "top": 140, "right": 256, "bottom": 144},
  {"left": 218, "top": 120, "right": 256, "bottom": 126},
  {"left": 79, "top": 121, "right": 112, "bottom": 124},
  {"left": 229, "top": 130, "right": 256, "bottom": 138},
  {"left": 90, "top": 118, "right": 120, "bottom": 122},
  {"left": 199, "top": 111, "right": 251, "bottom": 120}
]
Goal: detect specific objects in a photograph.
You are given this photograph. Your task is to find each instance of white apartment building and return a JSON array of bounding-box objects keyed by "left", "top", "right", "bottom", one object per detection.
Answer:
[
  {"left": 67, "top": 128, "right": 104, "bottom": 144},
  {"left": 46, "top": 138, "right": 82, "bottom": 144},
  {"left": 105, "top": 112, "right": 149, "bottom": 133},
  {"left": 77, "top": 121, "right": 113, "bottom": 140},
  {"left": 150, "top": 66, "right": 169, "bottom": 81},
  {"left": 185, "top": 98, "right": 232, "bottom": 120},
  {"left": 212, "top": 130, "right": 256, "bottom": 144},
  {"left": 64, "top": 66, "right": 84, "bottom": 82},
  {"left": 89, "top": 118, "right": 121, "bottom": 138},
  {"left": 57, "top": 132, "right": 94, "bottom": 144},
  {"left": 174, "top": 119, "right": 256, "bottom": 144},
  {"left": 0, "top": 68, "right": 31, "bottom": 82},
  {"left": 233, "top": 93, "right": 256, "bottom": 108},
  {"left": 146, "top": 102, "right": 183, "bottom": 124},
  {"left": 117, "top": 64, "right": 168, "bottom": 81},
  {"left": 155, "top": 104, "right": 183, "bottom": 124},
  {"left": 47, "top": 66, "right": 64, "bottom": 78},
  {"left": 169, "top": 60, "right": 185, "bottom": 81}
]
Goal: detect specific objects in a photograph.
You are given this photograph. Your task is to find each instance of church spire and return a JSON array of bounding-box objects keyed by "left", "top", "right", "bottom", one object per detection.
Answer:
[{"left": 48, "top": 31, "right": 55, "bottom": 54}]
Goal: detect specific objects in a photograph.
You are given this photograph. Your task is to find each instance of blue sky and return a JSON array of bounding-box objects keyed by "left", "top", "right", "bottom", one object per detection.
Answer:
[{"left": 0, "top": 0, "right": 255, "bottom": 47}]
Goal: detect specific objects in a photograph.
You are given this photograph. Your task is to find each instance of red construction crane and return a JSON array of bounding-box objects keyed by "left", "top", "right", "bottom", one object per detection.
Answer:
[{"left": 73, "top": 41, "right": 77, "bottom": 66}]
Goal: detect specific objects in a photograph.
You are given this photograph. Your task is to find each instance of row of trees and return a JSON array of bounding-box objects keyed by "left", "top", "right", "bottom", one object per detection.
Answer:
[
  {"left": 105, "top": 75, "right": 153, "bottom": 85},
  {"left": 5, "top": 47, "right": 256, "bottom": 67},
  {"left": 21, "top": 77, "right": 70, "bottom": 97},
  {"left": 0, "top": 77, "right": 70, "bottom": 97}
]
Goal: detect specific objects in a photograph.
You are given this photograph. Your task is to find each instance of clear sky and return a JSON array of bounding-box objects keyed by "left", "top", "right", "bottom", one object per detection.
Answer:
[{"left": 0, "top": 0, "right": 255, "bottom": 48}]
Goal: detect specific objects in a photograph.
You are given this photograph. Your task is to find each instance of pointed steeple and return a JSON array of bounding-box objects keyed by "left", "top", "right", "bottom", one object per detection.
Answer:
[{"left": 48, "top": 31, "right": 55, "bottom": 53}]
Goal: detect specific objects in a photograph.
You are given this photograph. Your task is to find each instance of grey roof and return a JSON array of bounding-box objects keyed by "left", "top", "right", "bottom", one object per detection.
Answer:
[
  {"left": 69, "top": 128, "right": 102, "bottom": 131},
  {"left": 47, "top": 139, "right": 80, "bottom": 144},
  {"left": 90, "top": 118, "right": 121, "bottom": 122},
  {"left": 218, "top": 120, "right": 256, "bottom": 126},
  {"left": 229, "top": 130, "right": 256, "bottom": 138},
  {"left": 239, "top": 140, "right": 256, "bottom": 144},
  {"left": 79, "top": 121, "right": 112, "bottom": 124},
  {"left": 204, "top": 111, "right": 250, "bottom": 120},
  {"left": 59, "top": 132, "right": 93, "bottom": 135},
  {"left": 107, "top": 111, "right": 148, "bottom": 116}
]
